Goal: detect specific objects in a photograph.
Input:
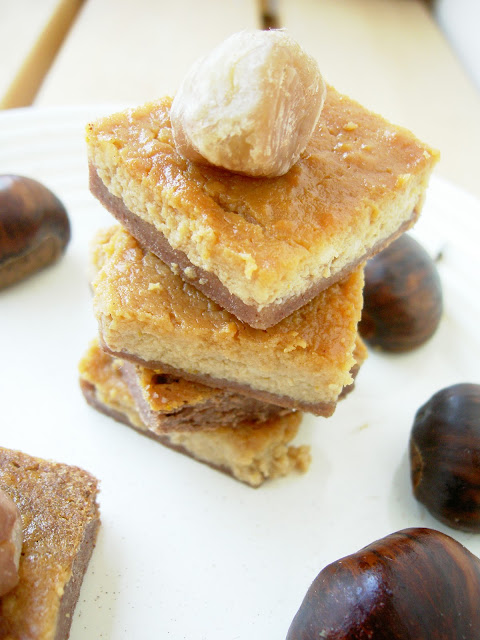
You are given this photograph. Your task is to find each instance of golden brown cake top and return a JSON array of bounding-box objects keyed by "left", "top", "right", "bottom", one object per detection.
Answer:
[
  {"left": 91, "top": 226, "right": 363, "bottom": 371},
  {"left": 0, "top": 447, "right": 99, "bottom": 639},
  {"left": 86, "top": 87, "right": 439, "bottom": 274}
]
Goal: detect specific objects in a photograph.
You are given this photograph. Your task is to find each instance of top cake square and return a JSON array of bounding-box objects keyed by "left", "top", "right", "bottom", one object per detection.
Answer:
[{"left": 86, "top": 87, "right": 439, "bottom": 328}]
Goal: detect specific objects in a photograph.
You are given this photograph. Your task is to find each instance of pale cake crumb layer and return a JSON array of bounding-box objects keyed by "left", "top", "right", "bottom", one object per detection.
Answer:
[
  {"left": 79, "top": 342, "right": 310, "bottom": 487},
  {"left": 0, "top": 448, "right": 100, "bottom": 640},
  {"left": 86, "top": 87, "right": 439, "bottom": 327},
  {"left": 90, "top": 226, "right": 364, "bottom": 415}
]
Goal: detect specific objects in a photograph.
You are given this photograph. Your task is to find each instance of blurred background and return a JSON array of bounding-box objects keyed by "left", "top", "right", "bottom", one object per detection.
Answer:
[
  {"left": 423, "top": 0, "right": 479, "bottom": 90},
  {"left": 1, "top": 0, "right": 479, "bottom": 197}
]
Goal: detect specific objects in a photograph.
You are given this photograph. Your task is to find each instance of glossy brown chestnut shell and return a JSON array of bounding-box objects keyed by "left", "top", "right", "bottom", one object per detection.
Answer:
[
  {"left": 410, "top": 383, "right": 480, "bottom": 531},
  {"left": 358, "top": 234, "right": 442, "bottom": 352},
  {"left": 286, "top": 528, "right": 480, "bottom": 640},
  {"left": 0, "top": 174, "right": 70, "bottom": 290}
]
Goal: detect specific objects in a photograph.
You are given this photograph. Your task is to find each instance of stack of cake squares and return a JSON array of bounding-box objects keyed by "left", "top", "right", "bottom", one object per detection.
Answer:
[{"left": 80, "top": 86, "right": 438, "bottom": 487}]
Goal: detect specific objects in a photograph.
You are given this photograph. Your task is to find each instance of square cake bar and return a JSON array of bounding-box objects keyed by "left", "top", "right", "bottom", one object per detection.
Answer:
[
  {"left": 87, "top": 87, "right": 439, "bottom": 328},
  {"left": 79, "top": 341, "right": 310, "bottom": 487},
  {"left": 91, "top": 226, "right": 365, "bottom": 416},
  {"left": 0, "top": 447, "right": 100, "bottom": 640}
]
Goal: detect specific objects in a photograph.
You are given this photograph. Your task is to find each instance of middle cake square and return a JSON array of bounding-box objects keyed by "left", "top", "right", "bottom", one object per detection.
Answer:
[{"left": 91, "top": 226, "right": 364, "bottom": 417}]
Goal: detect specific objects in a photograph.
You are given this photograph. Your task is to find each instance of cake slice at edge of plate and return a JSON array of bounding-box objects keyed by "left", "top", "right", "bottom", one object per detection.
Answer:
[{"left": 0, "top": 447, "right": 100, "bottom": 640}]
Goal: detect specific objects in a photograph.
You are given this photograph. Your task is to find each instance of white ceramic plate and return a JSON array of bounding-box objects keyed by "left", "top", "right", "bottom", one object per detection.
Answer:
[{"left": 1, "top": 107, "right": 479, "bottom": 639}]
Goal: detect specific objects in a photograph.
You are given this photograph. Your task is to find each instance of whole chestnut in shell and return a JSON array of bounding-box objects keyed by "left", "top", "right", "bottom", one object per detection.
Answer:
[
  {"left": 286, "top": 528, "right": 480, "bottom": 640},
  {"left": 0, "top": 175, "right": 70, "bottom": 290},
  {"left": 358, "top": 234, "right": 442, "bottom": 352},
  {"left": 410, "top": 383, "right": 480, "bottom": 532}
]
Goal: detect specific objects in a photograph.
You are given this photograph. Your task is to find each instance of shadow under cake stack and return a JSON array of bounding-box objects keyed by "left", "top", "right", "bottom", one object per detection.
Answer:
[{"left": 80, "top": 31, "right": 438, "bottom": 487}]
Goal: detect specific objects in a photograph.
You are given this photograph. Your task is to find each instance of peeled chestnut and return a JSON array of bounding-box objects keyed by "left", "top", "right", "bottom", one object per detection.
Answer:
[
  {"left": 170, "top": 29, "right": 326, "bottom": 177},
  {"left": 410, "top": 383, "right": 480, "bottom": 532},
  {"left": 358, "top": 234, "right": 442, "bottom": 352},
  {"left": 286, "top": 527, "right": 480, "bottom": 639},
  {"left": 0, "top": 175, "right": 70, "bottom": 290}
]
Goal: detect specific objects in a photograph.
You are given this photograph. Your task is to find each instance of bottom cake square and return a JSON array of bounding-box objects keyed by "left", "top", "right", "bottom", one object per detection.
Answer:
[{"left": 79, "top": 341, "right": 311, "bottom": 487}]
